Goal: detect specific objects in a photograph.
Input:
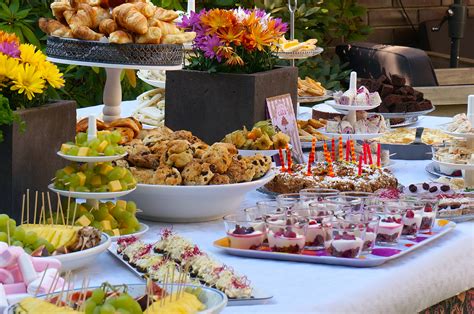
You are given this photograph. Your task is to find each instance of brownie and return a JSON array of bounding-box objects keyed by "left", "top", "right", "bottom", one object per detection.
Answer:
[
  {"left": 380, "top": 84, "right": 394, "bottom": 97},
  {"left": 416, "top": 100, "right": 433, "bottom": 111},
  {"left": 394, "top": 86, "right": 415, "bottom": 95},
  {"left": 377, "top": 105, "right": 390, "bottom": 113},
  {"left": 393, "top": 103, "right": 407, "bottom": 112},
  {"left": 413, "top": 90, "right": 424, "bottom": 101},
  {"left": 390, "top": 74, "right": 406, "bottom": 87},
  {"left": 401, "top": 95, "right": 417, "bottom": 102},
  {"left": 383, "top": 94, "right": 404, "bottom": 107},
  {"left": 406, "top": 102, "right": 418, "bottom": 112}
]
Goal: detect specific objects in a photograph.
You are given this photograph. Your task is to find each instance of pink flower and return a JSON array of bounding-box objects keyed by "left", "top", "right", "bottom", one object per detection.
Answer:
[{"left": 0, "top": 41, "right": 20, "bottom": 58}]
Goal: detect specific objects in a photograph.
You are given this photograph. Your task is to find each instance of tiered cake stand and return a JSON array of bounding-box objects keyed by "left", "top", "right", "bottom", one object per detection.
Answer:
[
  {"left": 46, "top": 36, "right": 183, "bottom": 122},
  {"left": 48, "top": 116, "right": 136, "bottom": 206},
  {"left": 436, "top": 96, "right": 474, "bottom": 188}
]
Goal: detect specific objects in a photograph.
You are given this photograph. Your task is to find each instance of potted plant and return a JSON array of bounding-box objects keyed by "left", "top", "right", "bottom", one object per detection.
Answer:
[
  {"left": 0, "top": 30, "right": 76, "bottom": 221},
  {"left": 165, "top": 8, "right": 298, "bottom": 143}
]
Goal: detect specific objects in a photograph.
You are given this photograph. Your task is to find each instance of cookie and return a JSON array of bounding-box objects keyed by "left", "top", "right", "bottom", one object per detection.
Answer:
[
  {"left": 202, "top": 144, "right": 233, "bottom": 174},
  {"left": 170, "top": 130, "right": 204, "bottom": 144},
  {"left": 245, "top": 154, "right": 271, "bottom": 179},
  {"left": 130, "top": 167, "right": 155, "bottom": 184},
  {"left": 225, "top": 156, "right": 255, "bottom": 183},
  {"left": 191, "top": 142, "right": 209, "bottom": 159},
  {"left": 209, "top": 174, "right": 231, "bottom": 185},
  {"left": 152, "top": 166, "right": 182, "bottom": 185},
  {"left": 160, "top": 140, "right": 194, "bottom": 169},
  {"left": 127, "top": 153, "right": 161, "bottom": 169},
  {"left": 181, "top": 160, "right": 214, "bottom": 185}
]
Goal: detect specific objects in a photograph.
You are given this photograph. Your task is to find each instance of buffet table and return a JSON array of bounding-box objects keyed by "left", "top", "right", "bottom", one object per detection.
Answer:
[{"left": 75, "top": 104, "right": 474, "bottom": 313}]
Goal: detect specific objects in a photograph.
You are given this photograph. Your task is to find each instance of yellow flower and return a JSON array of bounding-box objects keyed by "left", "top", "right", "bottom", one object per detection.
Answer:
[
  {"left": 19, "top": 43, "right": 46, "bottom": 68},
  {"left": 41, "top": 61, "right": 65, "bottom": 89},
  {"left": 10, "top": 63, "right": 45, "bottom": 100},
  {"left": 225, "top": 54, "right": 244, "bottom": 66},
  {"left": 0, "top": 53, "right": 19, "bottom": 80}
]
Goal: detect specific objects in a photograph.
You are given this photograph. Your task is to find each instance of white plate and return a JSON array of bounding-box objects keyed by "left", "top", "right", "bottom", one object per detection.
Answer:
[
  {"left": 122, "top": 171, "right": 276, "bottom": 222},
  {"left": 325, "top": 99, "right": 380, "bottom": 112},
  {"left": 390, "top": 116, "right": 420, "bottom": 128},
  {"left": 108, "top": 244, "right": 273, "bottom": 306},
  {"left": 437, "top": 125, "right": 474, "bottom": 139},
  {"left": 319, "top": 131, "right": 383, "bottom": 140},
  {"left": 109, "top": 223, "right": 149, "bottom": 242},
  {"left": 274, "top": 47, "right": 324, "bottom": 59},
  {"left": 431, "top": 158, "right": 474, "bottom": 170},
  {"left": 298, "top": 90, "right": 334, "bottom": 103},
  {"left": 48, "top": 184, "right": 136, "bottom": 200},
  {"left": 137, "top": 70, "right": 166, "bottom": 88},
  {"left": 57, "top": 151, "right": 127, "bottom": 163},
  {"left": 376, "top": 106, "right": 436, "bottom": 118},
  {"left": 425, "top": 161, "right": 462, "bottom": 178},
  {"left": 5, "top": 283, "right": 227, "bottom": 314},
  {"left": 238, "top": 145, "right": 292, "bottom": 157},
  {"left": 44, "top": 233, "right": 111, "bottom": 271}
]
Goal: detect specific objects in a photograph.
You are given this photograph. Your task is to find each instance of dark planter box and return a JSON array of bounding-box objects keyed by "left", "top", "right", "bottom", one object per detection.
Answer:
[
  {"left": 165, "top": 67, "right": 298, "bottom": 143},
  {"left": 0, "top": 101, "right": 76, "bottom": 222}
]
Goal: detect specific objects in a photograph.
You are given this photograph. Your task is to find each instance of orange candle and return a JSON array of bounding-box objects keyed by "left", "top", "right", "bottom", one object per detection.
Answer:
[
  {"left": 331, "top": 138, "right": 335, "bottom": 161},
  {"left": 338, "top": 136, "right": 343, "bottom": 161},
  {"left": 327, "top": 152, "right": 335, "bottom": 177},
  {"left": 286, "top": 146, "right": 292, "bottom": 173},
  {"left": 350, "top": 140, "right": 356, "bottom": 163},
  {"left": 310, "top": 137, "right": 316, "bottom": 163},
  {"left": 278, "top": 148, "right": 286, "bottom": 172}
]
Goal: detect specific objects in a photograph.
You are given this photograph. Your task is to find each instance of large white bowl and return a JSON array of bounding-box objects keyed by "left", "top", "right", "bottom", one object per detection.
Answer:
[
  {"left": 122, "top": 171, "right": 275, "bottom": 222},
  {"left": 45, "top": 233, "right": 111, "bottom": 271}
]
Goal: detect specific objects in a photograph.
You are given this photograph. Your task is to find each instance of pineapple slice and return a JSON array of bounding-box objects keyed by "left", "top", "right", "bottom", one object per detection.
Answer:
[
  {"left": 22, "top": 224, "right": 81, "bottom": 250},
  {"left": 18, "top": 297, "right": 81, "bottom": 313}
]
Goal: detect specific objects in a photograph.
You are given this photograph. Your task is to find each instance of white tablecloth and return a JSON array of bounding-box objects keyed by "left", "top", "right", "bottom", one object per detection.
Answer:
[{"left": 75, "top": 104, "right": 474, "bottom": 314}]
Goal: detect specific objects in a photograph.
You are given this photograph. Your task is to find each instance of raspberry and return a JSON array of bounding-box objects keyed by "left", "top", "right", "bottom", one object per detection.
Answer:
[{"left": 405, "top": 210, "right": 415, "bottom": 218}]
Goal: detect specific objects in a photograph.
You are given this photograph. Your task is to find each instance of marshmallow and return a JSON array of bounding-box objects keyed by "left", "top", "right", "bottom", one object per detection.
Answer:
[
  {"left": 0, "top": 284, "right": 7, "bottom": 314},
  {"left": 3, "top": 282, "right": 26, "bottom": 295},
  {"left": 0, "top": 248, "right": 16, "bottom": 268},
  {"left": 0, "top": 269, "right": 14, "bottom": 284},
  {"left": 27, "top": 273, "right": 64, "bottom": 296},
  {"left": 31, "top": 257, "right": 61, "bottom": 272},
  {"left": 18, "top": 253, "right": 37, "bottom": 285}
]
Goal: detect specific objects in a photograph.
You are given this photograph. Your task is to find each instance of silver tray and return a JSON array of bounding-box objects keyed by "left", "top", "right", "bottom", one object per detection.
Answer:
[{"left": 46, "top": 36, "right": 183, "bottom": 66}]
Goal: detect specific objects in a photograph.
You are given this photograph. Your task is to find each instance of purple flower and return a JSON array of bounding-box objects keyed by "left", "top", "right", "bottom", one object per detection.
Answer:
[
  {"left": 199, "top": 34, "right": 223, "bottom": 62},
  {"left": 253, "top": 9, "right": 267, "bottom": 18},
  {"left": 273, "top": 18, "right": 288, "bottom": 33},
  {"left": 0, "top": 41, "right": 19, "bottom": 58}
]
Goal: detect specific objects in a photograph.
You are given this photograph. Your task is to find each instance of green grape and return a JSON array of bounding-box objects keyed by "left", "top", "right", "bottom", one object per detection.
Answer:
[
  {"left": 106, "top": 168, "right": 126, "bottom": 181},
  {"left": 91, "top": 221, "right": 101, "bottom": 230},
  {"left": 84, "top": 299, "right": 97, "bottom": 314},
  {"left": 0, "top": 232, "right": 7, "bottom": 243},
  {"left": 33, "top": 238, "right": 48, "bottom": 250},
  {"left": 115, "top": 309, "right": 130, "bottom": 314},
  {"left": 110, "top": 131, "right": 122, "bottom": 144},
  {"left": 8, "top": 219, "right": 16, "bottom": 231},
  {"left": 103, "top": 146, "right": 115, "bottom": 156},
  {"left": 67, "top": 146, "right": 79, "bottom": 156},
  {"left": 12, "top": 240, "right": 23, "bottom": 248},
  {"left": 88, "top": 139, "right": 101, "bottom": 150},
  {"left": 93, "top": 207, "right": 109, "bottom": 221},
  {"left": 14, "top": 226, "right": 25, "bottom": 242},
  {"left": 115, "top": 146, "right": 125, "bottom": 154},
  {"left": 76, "top": 132, "right": 88, "bottom": 145},
  {"left": 24, "top": 247, "right": 32, "bottom": 254},
  {"left": 129, "top": 217, "right": 140, "bottom": 229},
  {"left": 0, "top": 214, "right": 9, "bottom": 227},
  {"left": 122, "top": 172, "right": 134, "bottom": 185},
  {"left": 55, "top": 169, "right": 67, "bottom": 180},
  {"left": 91, "top": 288, "right": 106, "bottom": 304},
  {"left": 45, "top": 242, "right": 54, "bottom": 253},
  {"left": 93, "top": 306, "right": 102, "bottom": 314},
  {"left": 100, "top": 304, "right": 115, "bottom": 314},
  {"left": 89, "top": 149, "right": 99, "bottom": 157},
  {"left": 24, "top": 231, "right": 38, "bottom": 245},
  {"left": 94, "top": 186, "right": 108, "bottom": 193},
  {"left": 125, "top": 201, "right": 137, "bottom": 213},
  {"left": 65, "top": 175, "right": 81, "bottom": 189},
  {"left": 114, "top": 294, "right": 142, "bottom": 314},
  {"left": 119, "top": 228, "right": 134, "bottom": 235},
  {"left": 119, "top": 180, "right": 128, "bottom": 190},
  {"left": 109, "top": 217, "right": 118, "bottom": 229},
  {"left": 75, "top": 186, "right": 91, "bottom": 192}
]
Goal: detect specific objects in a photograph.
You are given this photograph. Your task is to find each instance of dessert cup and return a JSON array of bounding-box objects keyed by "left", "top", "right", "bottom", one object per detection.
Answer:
[
  {"left": 299, "top": 188, "right": 339, "bottom": 202},
  {"left": 256, "top": 200, "right": 288, "bottom": 215},
  {"left": 276, "top": 193, "right": 308, "bottom": 211},
  {"left": 293, "top": 208, "right": 334, "bottom": 250},
  {"left": 266, "top": 215, "right": 308, "bottom": 254},
  {"left": 417, "top": 198, "right": 438, "bottom": 234},
  {"left": 340, "top": 191, "right": 376, "bottom": 207},
  {"left": 337, "top": 209, "right": 380, "bottom": 254},
  {"left": 376, "top": 206, "right": 404, "bottom": 246},
  {"left": 325, "top": 218, "right": 366, "bottom": 258},
  {"left": 224, "top": 214, "right": 265, "bottom": 250},
  {"left": 398, "top": 200, "right": 424, "bottom": 239},
  {"left": 322, "top": 196, "right": 363, "bottom": 215}
]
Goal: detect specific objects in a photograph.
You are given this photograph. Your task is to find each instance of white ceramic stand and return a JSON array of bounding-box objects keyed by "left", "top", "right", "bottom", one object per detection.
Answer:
[{"left": 47, "top": 57, "right": 181, "bottom": 122}]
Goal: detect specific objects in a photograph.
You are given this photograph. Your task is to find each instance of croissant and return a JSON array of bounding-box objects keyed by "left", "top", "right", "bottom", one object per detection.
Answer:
[
  {"left": 162, "top": 31, "right": 196, "bottom": 44},
  {"left": 109, "top": 30, "right": 133, "bottom": 44},
  {"left": 134, "top": 26, "right": 162, "bottom": 44},
  {"left": 70, "top": 0, "right": 101, "bottom": 7},
  {"left": 72, "top": 25, "right": 104, "bottom": 41},
  {"left": 151, "top": 7, "right": 178, "bottom": 23},
  {"left": 63, "top": 3, "right": 96, "bottom": 29},
  {"left": 92, "top": 6, "right": 111, "bottom": 27},
  {"left": 133, "top": 2, "right": 156, "bottom": 18},
  {"left": 109, "top": 118, "right": 142, "bottom": 137},
  {"left": 50, "top": 1, "right": 73, "bottom": 22},
  {"left": 38, "top": 18, "right": 73, "bottom": 38},
  {"left": 112, "top": 3, "right": 148, "bottom": 35},
  {"left": 99, "top": 19, "right": 117, "bottom": 35},
  {"left": 76, "top": 118, "right": 108, "bottom": 133},
  {"left": 149, "top": 20, "right": 180, "bottom": 36}
]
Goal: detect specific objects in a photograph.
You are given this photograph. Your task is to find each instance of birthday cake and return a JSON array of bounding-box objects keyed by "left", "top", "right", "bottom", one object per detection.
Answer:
[{"left": 265, "top": 162, "right": 398, "bottom": 194}]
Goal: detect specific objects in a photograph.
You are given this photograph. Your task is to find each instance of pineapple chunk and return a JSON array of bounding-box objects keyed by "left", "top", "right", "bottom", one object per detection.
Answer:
[
  {"left": 97, "top": 140, "right": 108, "bottom": 153},
  {"left": 112, "top": 229, "right": 121, "bottom": 236},
  {"left": 116, "top": 200, "right": 127, "bottom": 209},
  {"left": 63, "top": 166, "right": 75, "bottom": 175},
  {"left": 100, "top": 220, "right": 112, "bottom": 230},
  {"left": 60, "top": 143, "right": 74, "bottom": 154},
  {"left": 90, "top": 175, "right": 102, "bottom": 187},
  {"left": 77, "top": 172, "right": 86, "bottom": 186},
  {"left": 108, "top": 180, "right": 122, "bottom": 192},
  {"left": 22, "top": 224, "right": 80, "bottom": 250},
  {"left": 77, "top": 147, "right": 90, "bottom": 156},
  {"left": 76, "top": 215, "right": 91, "bottom": 227},
  {"left": 99, "top": 164, "right": 114, "bottom": 176}
]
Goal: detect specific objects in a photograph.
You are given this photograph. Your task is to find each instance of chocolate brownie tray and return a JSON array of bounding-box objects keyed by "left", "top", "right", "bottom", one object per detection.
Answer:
[{"left": 214, "top": 219, "right": 455, "bottom": 267}]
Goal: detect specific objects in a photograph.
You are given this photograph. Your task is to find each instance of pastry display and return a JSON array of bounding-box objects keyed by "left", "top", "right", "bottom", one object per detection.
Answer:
[
  {"left": 265, "top": 162, "right": 398, "bottom": 194},
  {"left": 298, "top": 77, "right": 326, "bottom": 97},
  {"left": 276, "top": 37, "right": 318, "bottom": 53},
  {"left": 61, "top": 130, "right": 125, "bottom": 157},
  {"left": 324, "top": 111, "right": 388, "bottom": 135},
  {"left": 297, "top": 119, "right": 328, "bottom": 142},
  {"left": 124, "top": 126, "right": 272, "bottom": 185},
  {"left": 133, "top": 88, "right": 165, "bottom": 127},
  {"left": 116, "top": 230, "right": 254, "bottom": 299},
  {"left": 76, "top": 117, "right": 143, "bottom": 145},
  {"left": 222, "top": 120, "right": 290, "bottom": 150},
  {"left": 376, "top": 128, "right": 452, "bottom": 145},
  {"left": 432, "top": 141, "right": 474, "bottom": 165},
  {"left": 445, "top": 113, "right": 474, "bottom": 134},
  {"left": 53, "top": 162, "right": 137, "bottom": 192},
  {"left": 359, "top": 74, "right": 433, "bottom": 114},
  {"left": 438, "top": 196, "right": 474, "bottom": 217},
  {"left": 333, "top": 86, "right": 381, "bottom": 107},
  {"left": 39, "top": 1, "right": 196, "bottom": 44}
]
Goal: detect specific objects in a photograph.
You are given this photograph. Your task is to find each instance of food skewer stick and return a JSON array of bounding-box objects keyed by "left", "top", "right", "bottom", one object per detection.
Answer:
[
  {"left": 161, "top": 266, "right": 169, "bottom": 307},
  {"left": 34, "top": 265, "right": 49, "bottom": 297},
  {"left": 41, "top": 192, "right": 46, "bottom": 225},
  {"left": 26, "top": 189, "right": 30, "bottom": 224},
  {"left": 80, "top": 277, "right": 90, "bottom": 311},
  {"left": 34, "top": 191, "right": 38, "bottom": 224},
  {"left": 71, "top": 202, "right": 78, "bottom": 228},
  {"left": 55, "top": 271, "right": 69, "bottom": 306},
  {"left": 170, "top": 265, "right": 175, "bottom": 302},
  {"left": 47, "top": 192, "right": 53, "bottom": 226},
  {"left": 21, "top": 194, "right": 25, "bottom": 225},
  {"left": 57, "top": 193, "right": 66, "bottom": 226},
  {"left": 46, "top": 271, "right": 61, "bottom": 301}
]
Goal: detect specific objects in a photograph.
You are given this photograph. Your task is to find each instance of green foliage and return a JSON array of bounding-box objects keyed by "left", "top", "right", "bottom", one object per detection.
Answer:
[
  {"left": 0, "top": 95, "right": 25, "bottom": 143},
  {"left": 296, "top": 55, "right": 351, "bottom": 90}
]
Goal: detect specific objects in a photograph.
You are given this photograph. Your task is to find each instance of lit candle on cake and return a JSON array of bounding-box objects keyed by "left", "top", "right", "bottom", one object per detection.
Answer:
[
  {"left": 278, "top": 148, "right": 286, "bottom": 172},
  {"left": 331, "top": 138, "right": 335, "bottom": 161},
  {"left": 345, "top": 139, "right": 350, "bottom": 161},
  {"left": 363, "top": 143, "right": 367, "bottom": 165},
  {"left": 286, "top": 146, "right": 292, "bottom": 173},
  {"left": 350, "top": 140, "right": 356, "bottom": 163}
]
